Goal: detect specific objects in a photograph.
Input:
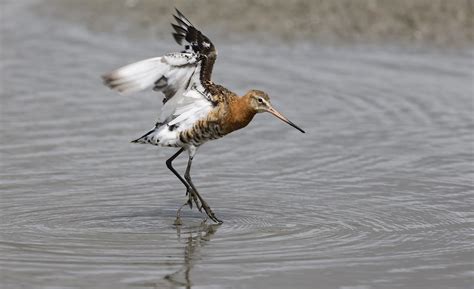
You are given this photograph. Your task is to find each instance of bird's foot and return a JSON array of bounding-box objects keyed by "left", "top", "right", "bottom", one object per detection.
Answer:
[
  {"left": 200, "top": 201, "right": 223, "bottom": 224},
  {"left": 185, "top": 188, "right": 222, "bottom": 223}
]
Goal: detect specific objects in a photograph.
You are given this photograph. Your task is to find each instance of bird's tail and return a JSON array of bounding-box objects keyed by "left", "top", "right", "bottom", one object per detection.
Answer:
[
  {"left": 131, "top": 128, "right": 159, "bottom": 145},
  {"left": 102, "top": 57, "right": 166, "bottom": 94}
]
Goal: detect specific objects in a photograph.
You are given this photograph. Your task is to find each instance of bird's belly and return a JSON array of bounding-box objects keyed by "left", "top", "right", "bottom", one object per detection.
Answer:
[{"left": 178, "top": 119, "right": 225, "bottom": 147}]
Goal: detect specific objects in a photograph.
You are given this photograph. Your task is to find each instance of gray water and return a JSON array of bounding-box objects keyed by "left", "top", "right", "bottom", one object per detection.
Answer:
[{"left": 1, "top": 1, "right": 473, "bottom": 289}]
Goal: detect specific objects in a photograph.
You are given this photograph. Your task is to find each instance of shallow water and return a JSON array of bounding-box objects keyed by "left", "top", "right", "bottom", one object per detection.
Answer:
[{"left": 1, "top": 1, "right": 473, "bottom": 289}]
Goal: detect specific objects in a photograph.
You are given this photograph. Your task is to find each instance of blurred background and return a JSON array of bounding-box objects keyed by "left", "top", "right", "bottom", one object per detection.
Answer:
[
  {"left": 37, "top": 0, "right": 473, "bottom": 47},
  {"left": 1, "top": 1, "right": 473, "bottom": 289}
]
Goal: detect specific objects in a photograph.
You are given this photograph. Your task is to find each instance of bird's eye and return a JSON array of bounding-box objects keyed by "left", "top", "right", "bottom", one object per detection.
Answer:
[{"left": 257, "top": 97, "right": 263, "bottom": 103}]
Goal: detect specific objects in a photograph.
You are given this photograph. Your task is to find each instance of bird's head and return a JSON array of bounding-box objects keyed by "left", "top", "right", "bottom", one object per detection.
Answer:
[{"left": 246, "top": 90, "right": 305, "bottom": 133}]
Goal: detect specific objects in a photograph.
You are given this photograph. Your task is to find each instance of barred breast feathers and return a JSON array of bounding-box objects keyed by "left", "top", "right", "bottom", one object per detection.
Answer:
[{"left": 178, "top": 103, "right": 225, "bottom": 146}]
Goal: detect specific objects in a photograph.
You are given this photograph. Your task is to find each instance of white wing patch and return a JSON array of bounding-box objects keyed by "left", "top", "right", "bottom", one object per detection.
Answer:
[
  {"left": 168, "top": 89, "right": 212, "bottom": 127},
  {"left": 147, "top": 88, "right": 211, "bottom": 146},
  {"left": 102, "top": 53, "right": 198, "bottom": 95}
]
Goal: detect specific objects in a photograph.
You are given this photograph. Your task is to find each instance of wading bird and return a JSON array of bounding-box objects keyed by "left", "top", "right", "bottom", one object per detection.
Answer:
[{"left": 102, "top": 9, "right": 305, "bottom": 224}]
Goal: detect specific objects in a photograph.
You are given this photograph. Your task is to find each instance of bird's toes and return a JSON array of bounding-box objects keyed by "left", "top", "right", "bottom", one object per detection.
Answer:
[
  {"left": 210, "top": 214, "right": 222, "bottom": 224},
  {"left": 196, "top": 204, "right": 203, "bottom": 212},
  {"left": 202, "top": 207, "right": 222, "bottom": 224}
]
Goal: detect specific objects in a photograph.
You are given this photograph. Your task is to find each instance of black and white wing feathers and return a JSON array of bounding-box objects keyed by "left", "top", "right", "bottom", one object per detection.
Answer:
[
  {"left": 102, "top": 53, "right": 199, "bottom": 100},
  {"left": 102, "top": 9, "right": 219, "bottom": 130},
  {"left": 102, "top": 9, "right": 217, "bottom": 99},
  {"left": 171, "top": 8, "right": 217, "bottom": 83},
  {"left": 172, "top": 9, "right": 215, "bottom": 54}
]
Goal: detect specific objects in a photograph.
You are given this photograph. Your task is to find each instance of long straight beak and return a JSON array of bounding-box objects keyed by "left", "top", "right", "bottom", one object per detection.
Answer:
[{"left": 266, "top": 106, "right": 305, "bottom": 133}]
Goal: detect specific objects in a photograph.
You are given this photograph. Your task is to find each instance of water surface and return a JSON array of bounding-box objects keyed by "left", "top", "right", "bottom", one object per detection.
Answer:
[{"left": 1, "top": 1, "right": 473, "bottom": 289}]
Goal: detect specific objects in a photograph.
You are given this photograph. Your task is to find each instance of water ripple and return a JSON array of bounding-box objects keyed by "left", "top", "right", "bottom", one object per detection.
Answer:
[{"left": 1, "top": 1, "right": 473, "bottom": 288}]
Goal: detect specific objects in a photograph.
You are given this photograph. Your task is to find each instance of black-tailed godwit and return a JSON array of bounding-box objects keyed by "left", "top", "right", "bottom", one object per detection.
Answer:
[{"left": 102, "top": 9, "right": 305, "bottom": 224}]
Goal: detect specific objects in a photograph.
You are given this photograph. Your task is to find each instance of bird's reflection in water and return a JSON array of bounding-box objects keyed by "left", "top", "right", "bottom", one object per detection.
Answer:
[{"left": 162, "top": 221, "right": 220, "bottom": 289}]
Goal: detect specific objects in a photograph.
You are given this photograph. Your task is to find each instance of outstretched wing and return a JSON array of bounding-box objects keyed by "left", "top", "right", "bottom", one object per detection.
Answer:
[
  {"left": 102, "top": 52, "right": 211, "bottom": 125},
  {"left": 102, "top": 9, "right": 217, "bottom": 100},
  {"left": 102, "top": 53, "right": 199, "bottom": 98},
  {"left": 102, "top": 9, "right": 218, "bottom": 131},
  {"left": 171, "top": 8, "right": 217, "bottom": 84}
]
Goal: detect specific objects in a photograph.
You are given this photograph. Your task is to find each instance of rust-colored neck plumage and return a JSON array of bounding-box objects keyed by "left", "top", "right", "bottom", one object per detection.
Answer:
[{"left": 222, "top": 94, "right": 257, "bottom": 134}]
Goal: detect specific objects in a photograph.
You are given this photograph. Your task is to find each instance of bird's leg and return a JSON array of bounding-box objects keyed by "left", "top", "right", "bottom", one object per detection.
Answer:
[
  {"left": 166, "top": 149, "right": 202, "bottom": 225},
  {"left": 184, "top": 155, "right": 223, "bottom": 224}
]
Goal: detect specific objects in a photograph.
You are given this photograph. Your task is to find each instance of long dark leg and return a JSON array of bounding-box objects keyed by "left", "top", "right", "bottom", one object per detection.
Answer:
[
  {"left": 184, "top": 156, "right": 222, "bottom": 223},
  {"left": 166, "top": 149, "right": 202, "bottom": 221},
  {"left": 166, "top": 148, "right": 187, "bottom": 189}
]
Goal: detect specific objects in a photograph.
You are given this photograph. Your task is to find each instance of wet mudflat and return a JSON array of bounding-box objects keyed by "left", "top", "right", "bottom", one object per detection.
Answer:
[{"left": 1, "top": 1, "right": 473, "bottom": 288}]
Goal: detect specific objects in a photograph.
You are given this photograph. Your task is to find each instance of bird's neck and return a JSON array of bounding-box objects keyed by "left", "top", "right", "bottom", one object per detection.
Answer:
[{"left": 223, "top": 95, "right": 257, "bottom": 134}]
